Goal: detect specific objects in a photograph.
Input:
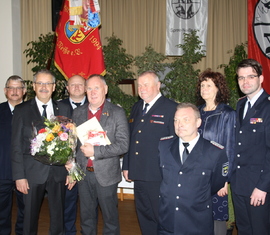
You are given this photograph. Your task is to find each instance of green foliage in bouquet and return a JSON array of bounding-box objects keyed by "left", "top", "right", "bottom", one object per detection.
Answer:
[{"left": 30, "top": 116, "right": 76, "bottom": 165}]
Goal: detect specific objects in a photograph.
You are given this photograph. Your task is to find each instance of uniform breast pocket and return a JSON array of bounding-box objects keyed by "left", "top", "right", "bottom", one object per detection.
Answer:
[
  {"left": 244, "top": 124, "right": 264, "bottom": 145},
  {"left": 160, "top": 164, "right": 174, "bottom": 185},
  {"left": 189, "top": 168, "right": 212, "bottom": 189}
]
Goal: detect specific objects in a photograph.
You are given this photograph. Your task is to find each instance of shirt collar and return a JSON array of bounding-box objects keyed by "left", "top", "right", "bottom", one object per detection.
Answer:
[
  {"left": 180, "top": 133, "right": 200, "bottom": 153},
  {"left": 247, "top": 88, "right": 264, "bottom": 107},
  {"left": 69, "top": 96, "right": 86, "bottom": 109},
  {"left": 143, "top": 92, "right": 162, "bottom": 109}
]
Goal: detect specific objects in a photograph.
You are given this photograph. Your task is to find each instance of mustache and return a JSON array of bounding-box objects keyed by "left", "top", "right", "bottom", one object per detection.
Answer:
[
  {"left": 11, "top": 94, "right": 19, "bottom": 97},
  {"left": 39, "top": 89, "right": 49, "bottom": 93}
]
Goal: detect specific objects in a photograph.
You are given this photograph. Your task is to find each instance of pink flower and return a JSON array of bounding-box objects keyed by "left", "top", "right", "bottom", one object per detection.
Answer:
[{"left": 59, "top": 132, "right": 68, "bottom": 141}]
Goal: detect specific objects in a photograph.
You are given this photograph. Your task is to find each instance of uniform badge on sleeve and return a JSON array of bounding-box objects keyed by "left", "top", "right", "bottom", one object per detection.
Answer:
[
  {"left": 222, "top": 162, "right": 229, "bottom": 177},
  {"left": 210, "top": 141, "right": 224, "bottom": 149},
  {"left": 160, "top": 135, "right": 174, "bottom": 141}
]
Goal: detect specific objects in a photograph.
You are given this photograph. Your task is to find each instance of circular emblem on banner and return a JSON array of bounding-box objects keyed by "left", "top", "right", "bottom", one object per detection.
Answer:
[
  {"left": 65, "top": 22, "right": 94, "bottom": 44},
  {"left": 253, "top": 0, "right": 270, "bottom": 59},
  {"left": 171, "top": 0, "right": 201, "bottom": 19}
]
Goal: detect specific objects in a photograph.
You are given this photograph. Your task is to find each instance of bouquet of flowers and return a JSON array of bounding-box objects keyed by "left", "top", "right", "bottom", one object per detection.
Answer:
[{"left": 30, "top": 116, "right": 85, "bottom": 181}]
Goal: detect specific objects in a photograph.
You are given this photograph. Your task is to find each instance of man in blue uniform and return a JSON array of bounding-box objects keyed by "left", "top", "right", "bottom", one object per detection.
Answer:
[
  {"left": 122, "top": 71, "right": 177, "bottom": 235},
  {"left": 61, "top": 74, "right": 88, "bottom": 235},
  {"left": 0, "top": 75, "right": 26, "bottom": 235},
  {"left": 158, "top": 103, "right": 228, "bottom": 235},
  {"left": 230, "top": 59, "right": 270, "bottom": 234}
]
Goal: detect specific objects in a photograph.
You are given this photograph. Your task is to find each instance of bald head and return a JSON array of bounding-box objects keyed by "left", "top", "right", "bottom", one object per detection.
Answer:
[{"left": 66, "top": 75, "right": 86, "bottom": 101}]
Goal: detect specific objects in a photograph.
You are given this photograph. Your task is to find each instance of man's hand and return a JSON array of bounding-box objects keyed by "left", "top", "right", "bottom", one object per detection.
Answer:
[
  {"left": 80, "top": 142, "right": 94, "bottom": 157},
  {"left": 16, "top": 179, "right": 29, "bottom": 194},
  {"left": 123, "top": 170, "right": 132, "bottom": 182},
  {"left": 65, "top": 176, "right": 76, "bottom": 190},
  {"left": 65, "top": 160, "right": 73, "bottom": 172},
  {"left": 250, "top": 187, "right": 267, "bottom": 206}
]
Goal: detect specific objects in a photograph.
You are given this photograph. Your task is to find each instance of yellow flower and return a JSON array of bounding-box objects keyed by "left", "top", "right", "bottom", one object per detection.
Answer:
[
  {"left": 46, "top": 133, "right": 55, "bottom": 142},
  {"left": 52, "top": 124, "right": 61, "bottom": 133}
]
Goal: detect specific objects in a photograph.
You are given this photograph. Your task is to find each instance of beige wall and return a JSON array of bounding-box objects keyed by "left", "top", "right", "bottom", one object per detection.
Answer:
[{"left": 0, "top": 0, "right": 21, "bottom": 102}]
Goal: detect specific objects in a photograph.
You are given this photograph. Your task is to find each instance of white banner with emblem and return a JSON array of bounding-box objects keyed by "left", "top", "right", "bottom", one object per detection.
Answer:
[{"left": 166, "top": 0, "right": 208, "bottom": 56}]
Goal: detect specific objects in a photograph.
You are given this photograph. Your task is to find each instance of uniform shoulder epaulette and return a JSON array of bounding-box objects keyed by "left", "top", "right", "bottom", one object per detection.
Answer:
[
  {"left": 160, "top": 135, "right": 174, "bottom": 141},
  {"left": 210, "top": 141, "right": 224, "bottom": 149},
  {"left": 238, "top": 96, "right": 247, "bottom": 101}
]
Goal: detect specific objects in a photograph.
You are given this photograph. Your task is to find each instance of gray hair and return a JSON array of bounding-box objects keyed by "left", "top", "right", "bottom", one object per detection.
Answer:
[
  {"left": 33, "top": 69, "right": 56, "bottom": 83},
  {"left": 176, "top": 102, "right": 201, "bottom": 119},
  {"left": 87, "top": 74, "right": 107, "bottom": 85},
  {"left": 5, "top": 75, "right": 25, "bottom": 88},
  {"left": 138, "top": 71, "right": 160, "bottom": 83}
]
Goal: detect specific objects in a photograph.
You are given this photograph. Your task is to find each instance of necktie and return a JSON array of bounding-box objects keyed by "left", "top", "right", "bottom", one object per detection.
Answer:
[
  {"left": 72, "top": 102, "right": 81, "bottom": 107},
  {"left": 42, "top": 105, "right": 47, "bottom": 118},
  {"left": 142, "top": 103, "right": 149, "bottom": 116},
  {"left": 243, "top": 101, "right": 251, "bottom": 119},
  {"left": 182, "top": 142, "right": 190, "bottom": 163}
]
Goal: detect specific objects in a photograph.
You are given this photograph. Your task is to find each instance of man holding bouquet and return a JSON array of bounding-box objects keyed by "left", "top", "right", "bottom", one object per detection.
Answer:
[
  {"left": 11, "top": 69, "right": 72, "bottom": 235},
  {"left": 72, "top": 74, "right": 129, "bottom": 235}
]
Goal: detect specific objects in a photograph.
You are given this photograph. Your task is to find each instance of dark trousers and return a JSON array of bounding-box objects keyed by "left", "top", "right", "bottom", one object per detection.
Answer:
[
  {"left": 23, "top": 171, "right": 66, "bottom": 235},
  {"left": 78, "top": 171, "right": 120, "bottom": 235},
  {"left": 232, "top": 192, "right": 270, "bottom": 235},
  {"left": 134, "top": 180, "right": 160, "bottom": 235},
  {"left": 0, "top": 179, "right": 24, "bottom": 235},
  {"left": 64, "top": 184, "right": 78, "bottom": 235}
]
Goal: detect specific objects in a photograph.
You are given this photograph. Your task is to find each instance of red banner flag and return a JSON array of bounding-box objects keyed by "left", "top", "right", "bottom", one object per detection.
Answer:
[
  {"left": 248, "top": 0, "right": 270, "bottom": 93},
  {"left": 54, "top": 0, "right": 106, "bottom": 79}
]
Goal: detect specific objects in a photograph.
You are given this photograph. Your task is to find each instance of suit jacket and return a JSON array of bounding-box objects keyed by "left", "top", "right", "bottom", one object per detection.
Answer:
[
  {"left": 11, "top": 98, "right": 71, "bottom": 184},
  {"left": 158, "top": 136, "right": 228, "bottom": 235},
  {"left": 122, "top": 96, "right": 177, "bottom": 181},
  {"left": 72, "top": 100, "right": 129, "bottom": 187},
  {"left": 231, "top": 91, "right": 270, "bottom": 196},
  {"left": 60, "top": 97, "right": 88, "bottom": 114},
  {"left": 0, "top": 102, "right": 13, "bottom": 180}
]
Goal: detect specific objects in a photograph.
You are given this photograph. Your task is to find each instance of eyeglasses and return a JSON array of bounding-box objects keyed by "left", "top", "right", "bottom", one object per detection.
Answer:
[
  {"left": 69, "top": 84, "right": 85, "bottom": 87},
  {"left": 238, "top": 75, "right": 258, "bottom": 81},
  {"left": 6, "top": 87, "right": 24, "bottom": 91},
  {"left": 34, "top": 82, "right": 55, "bottom": 86}
]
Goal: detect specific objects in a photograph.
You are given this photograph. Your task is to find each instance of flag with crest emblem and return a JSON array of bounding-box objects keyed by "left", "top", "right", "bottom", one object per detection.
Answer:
[{"left": 54, "top": 0, "right": 105, "bottom": 79}]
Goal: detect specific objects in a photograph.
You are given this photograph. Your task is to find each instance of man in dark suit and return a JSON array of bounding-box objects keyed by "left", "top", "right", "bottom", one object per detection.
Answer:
[
  {"left": 122, "top": 71, "right": 177, "bottom": 235},
  {"left": 60, "top": 74, "right": 88, "bottom": 235},
  {"left": 0, "top": 75, "right": 26, "bottom": 235},
  {"left": 11, "top": 69, "right": 72, "bottom": 235},
  {"left": 72, "top": 74, "right": 129, "bottom": 235},
  {"left": 230, "top": 59, "right": 270, "bottom": 234},
  {"left": 158, "top": 103, "right": 228, "bottom": 235}
]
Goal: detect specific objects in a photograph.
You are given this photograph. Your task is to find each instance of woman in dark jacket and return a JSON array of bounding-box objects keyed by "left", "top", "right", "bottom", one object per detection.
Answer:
[{"left": 196, "top": 69, "right": 236, "bottom": 235}]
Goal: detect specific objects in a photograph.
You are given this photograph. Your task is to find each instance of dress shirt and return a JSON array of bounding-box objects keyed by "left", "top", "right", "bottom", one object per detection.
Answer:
[
  {"left": 179, "top": 133, "right": 200, "bottom": 163},
  {"left": 243, "top": 88, "right": 264, "bottom": 118},
  {"left": 35, "top": 97, "right": 54, "bottom": 119},
  {"left": 69, "top": 96, "right": 86, "bottom": 109},
  {"left": 8, "top": 102, "right": 15, "bottom": 113},
  {"left": 143, "top": 92, "right": 162, "bottom": 114}
]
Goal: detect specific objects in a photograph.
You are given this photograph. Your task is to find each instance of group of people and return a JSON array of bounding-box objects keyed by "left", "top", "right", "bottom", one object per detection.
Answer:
[{"left": 0, "top": 58, "right": 269, "bottom": 235}]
